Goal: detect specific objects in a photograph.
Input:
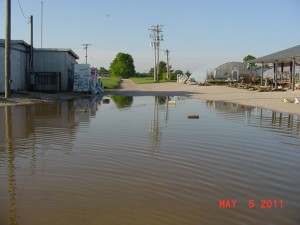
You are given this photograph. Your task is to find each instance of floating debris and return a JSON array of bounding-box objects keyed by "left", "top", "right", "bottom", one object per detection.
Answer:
[
  {"left": 282, "top": 98, "right": 295, "bottom": 103},
  {"left": 187, "top": 115, "right": 199, "bottom": 119}
]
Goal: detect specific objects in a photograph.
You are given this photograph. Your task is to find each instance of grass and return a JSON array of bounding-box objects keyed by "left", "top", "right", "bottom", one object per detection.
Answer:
[
  {"left": 130, "top": 77, "right": 175, "bottom": 84},
  {"left": 101, "top": 77, "right": 122, "bottom": 89}
]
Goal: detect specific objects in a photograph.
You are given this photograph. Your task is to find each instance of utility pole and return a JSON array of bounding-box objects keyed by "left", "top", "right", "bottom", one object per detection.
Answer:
[
  {"left": 149, "top": 25, "right": 163, "bottom": 81},
  {"left": 82, "top": 44, "right": 91, "bottom": 64},
  {"left": 149, "top": 27, "right": 157, "bottom": 81},
  {"left": 5, "top": 0, "right": 11, "bottom": 98},
  {"left": 30, "top": 15, "right": 34, "bottom": 72},
  {"left": 41, "top": 1, "right": 43, "bottom": 48},
  {"left": 165, "top": 49, "right": 170, "bottom": 80}
]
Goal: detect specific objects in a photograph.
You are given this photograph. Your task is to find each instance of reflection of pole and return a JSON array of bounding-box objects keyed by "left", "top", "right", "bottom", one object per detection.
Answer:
[
  {"left": 5, "top": 106, "right": 17, "bottom": 225},
  {"left": 165, "top": 96, "right": 170, "bottom": 122},
  {"left": 149, "top": 96, "right": 161, "bottom": 154}
]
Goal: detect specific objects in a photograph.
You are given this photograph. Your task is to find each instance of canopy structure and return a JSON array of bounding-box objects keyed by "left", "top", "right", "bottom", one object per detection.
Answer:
[{"left": 249, "top": 45, "right": 300, "bottom": 90}]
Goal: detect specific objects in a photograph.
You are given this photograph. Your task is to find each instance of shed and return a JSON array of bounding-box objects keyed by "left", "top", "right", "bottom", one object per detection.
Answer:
[
  {"left": 248, "top": 45, "right": 300, "bottom": 89},
  {"left": 0, "top": 39, "right": 30, "bottom": 93},
  {"left": 33, "top": 48, "right": 79, "bottom": 91}
]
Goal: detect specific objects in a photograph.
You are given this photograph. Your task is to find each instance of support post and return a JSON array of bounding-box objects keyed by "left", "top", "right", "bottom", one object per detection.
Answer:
[
  {"left": 5, "top": 0, "right": 11, "bottom": 98},
  {"left": 274, "top": 61, "right": 278, "bottom": 88},
  {"left": 260, "top": 62, "right": 264, "bottom": 86},
  {"left": 292, "top": 58, "right": 295, "bottom": 91},
  {"left": 281, "top": 63, "right": 284, "bottom": 82},
  {"left": 249, "top": 63, "right": 252, "bottom": 83}
]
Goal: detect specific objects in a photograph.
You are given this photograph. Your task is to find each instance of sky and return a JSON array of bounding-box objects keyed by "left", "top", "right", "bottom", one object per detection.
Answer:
[{"left": 1, "top": 0, "right": 300, "bottom": 80}]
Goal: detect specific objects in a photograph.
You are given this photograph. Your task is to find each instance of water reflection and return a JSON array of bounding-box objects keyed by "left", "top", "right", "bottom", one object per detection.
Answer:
[
  {"left": 0, "top": 97, "right": 103, "bottom": 225},
  {"left": 206, "top": 100, "right": 300, "bottom": 138},
  {"left": 5, "top": 107, "right": 18, "bottom": 225},
  {"left": 0, "top": 97, "right": 299, "bottom": 225},
  {"left": 111, "top": 95, "right": 133, "bottom": 109}
]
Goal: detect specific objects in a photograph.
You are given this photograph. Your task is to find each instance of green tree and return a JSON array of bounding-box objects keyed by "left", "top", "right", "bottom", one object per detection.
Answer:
[
  {"left": 109, "top": 52, "right": 136, "bottom": 78},
  {"left": 98, "top": 67, "right": 108, "bottom": 75},
  {"left": 158, "top": 61, "right": 167, "bottom": 80},
  {"left": 149, "top": 68, "right": 154, "bottom": 77},
  {"left": 185, "top": 70, "right": 192, "bottom": 77},
  {"left": 158, "top": 61, "right": 167, "bottom": 74},
  {"left": 243, "top": 55, "right": 256, "bottom": 62},
  {"left": 174, "top": 70, "right": 183, "bottom": 75}
]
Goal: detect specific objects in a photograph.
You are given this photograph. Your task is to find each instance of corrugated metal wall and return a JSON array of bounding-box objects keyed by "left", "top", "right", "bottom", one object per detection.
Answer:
[
  {"left": 33, "top": 51, "right": 77, "bottom": 91},
  {"left": 34, "top": 51, "right": 67, "bottom": 90},
  {"left": 0, "top": 44, "right": 28, "bottom": 93}
]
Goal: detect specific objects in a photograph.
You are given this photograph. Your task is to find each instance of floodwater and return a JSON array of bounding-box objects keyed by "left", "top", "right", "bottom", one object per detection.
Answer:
[{"left": 0, "top": 96, "right": 299, "bottom": 225}]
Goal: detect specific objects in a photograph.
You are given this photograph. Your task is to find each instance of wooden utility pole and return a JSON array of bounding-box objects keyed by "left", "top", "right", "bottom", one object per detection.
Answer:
[
  {"left": 166, "top": 49, "right": 170, "bottom": 80},
  {"left": 5, "top": 0, "right": 11, "bottom": 98},
  {"left": 30, "top": 15, "right": 34, "bottom": 72},
  {"left": 82, "top": 44, "right": 91, "bottom": 64},
  {"left": 149, "top": 25, "right": 163, "bottom": 81}
]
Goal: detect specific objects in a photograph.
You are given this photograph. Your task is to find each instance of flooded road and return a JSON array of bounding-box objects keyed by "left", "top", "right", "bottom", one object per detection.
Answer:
[{"left": 0, "top": 96, "right": 299, "bottom": 225}]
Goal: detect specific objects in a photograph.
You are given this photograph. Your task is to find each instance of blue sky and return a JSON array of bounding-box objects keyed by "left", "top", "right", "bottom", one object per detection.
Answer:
[{"left": 1, "top": 0, "right": 300, "bottom": 79}]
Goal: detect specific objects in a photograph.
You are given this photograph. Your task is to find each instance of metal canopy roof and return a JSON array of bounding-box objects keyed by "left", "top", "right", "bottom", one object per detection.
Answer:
[{"left": 249, "top": 45, "right": 300, "bottom": 64}]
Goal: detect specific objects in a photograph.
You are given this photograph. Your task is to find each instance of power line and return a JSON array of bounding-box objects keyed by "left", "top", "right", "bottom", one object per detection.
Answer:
[{"left": 17, "top": 0, "right": 29, "bottom": 18}]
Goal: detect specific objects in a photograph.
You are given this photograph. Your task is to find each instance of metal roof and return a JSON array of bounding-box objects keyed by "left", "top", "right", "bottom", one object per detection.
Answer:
[
  {"left": 249, "top": 45, "right": 300, "bottom": 64},
  {"left": 34, "top": 48, "right": 79, "bottom": 59},
  {"left": 0, "top": 39, "right": 31, "bottom": 47},
  {"left": 0, "top": 39, "right": 79, "bottom": 59}
]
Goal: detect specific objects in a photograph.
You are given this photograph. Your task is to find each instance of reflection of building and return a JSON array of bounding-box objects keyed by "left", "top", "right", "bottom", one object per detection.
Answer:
[
  {"left": 206, "top": 100, "right": 300, "bottom": 135},
  {"left": 0, "top": 98, "right": 103, "bottom": 224},
  {"left": 206, "top": 100, "right": 253, "bottom": 114}
]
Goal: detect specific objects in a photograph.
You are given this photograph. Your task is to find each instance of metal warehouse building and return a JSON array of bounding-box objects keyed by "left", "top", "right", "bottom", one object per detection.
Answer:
[
  {"left": 0, "top": 39, "right": 30, "bottom": 93},
  {"left": 0, "top": 39, "right": 79, "bottom": 93},
  {"left": 33, "top": 48, "right": 79, "bottom": 91}
]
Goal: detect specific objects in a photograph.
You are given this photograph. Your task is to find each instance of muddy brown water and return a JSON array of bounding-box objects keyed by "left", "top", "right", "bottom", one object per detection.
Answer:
[{"left": 0, "top": 96, "right": 299, "bottom": 225}]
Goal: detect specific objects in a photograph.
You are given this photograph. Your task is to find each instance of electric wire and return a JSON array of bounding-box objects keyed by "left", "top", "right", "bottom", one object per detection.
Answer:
[{"left": 17, "top": 0, "right": 30, "bottom": 19}]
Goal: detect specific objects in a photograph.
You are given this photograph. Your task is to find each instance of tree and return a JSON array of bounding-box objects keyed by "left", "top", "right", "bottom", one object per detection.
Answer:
[
  {"left": 174, "top": 70, "right": 183, "bottom": 75},
  {"left": 158, "top": 61, "right": 167, "bottom": 74},
  {"left": 243, "top": 55, "right": 256, "bottom": 62},
  {"left": 98, "top": 67, "right": 108, "bottom": 74},
  {"left": 158, "top": 61, "right": 167, "bottom": 80},
  {"left": 109, "top": 52, "right": 136, "bottom": 78},
  {"left": 185, "top": 70, "right": 192, "bottom": 77}
]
